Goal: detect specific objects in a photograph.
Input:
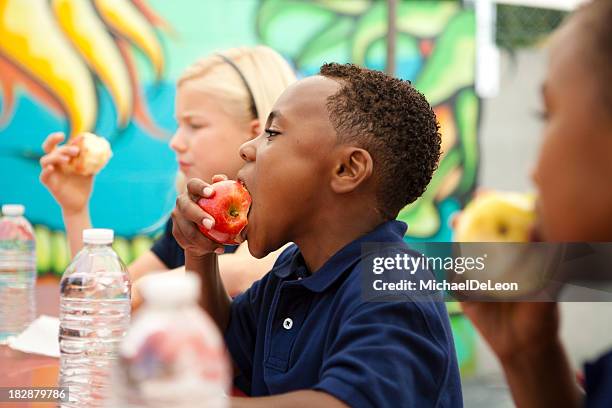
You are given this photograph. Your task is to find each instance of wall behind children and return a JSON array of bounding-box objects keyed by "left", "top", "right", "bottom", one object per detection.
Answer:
[{"left": 0, "top": 0, "right": 479, "bottom": 275}]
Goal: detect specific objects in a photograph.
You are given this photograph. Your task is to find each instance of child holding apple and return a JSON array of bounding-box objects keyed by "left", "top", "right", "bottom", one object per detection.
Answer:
[
  {"left": 39, "top": 46, "right": 296, "bottom": 302},
  {"left": 172, "top": 63, "right": 462, "bottom": 407},
  {"left": 460, "top": 0, "right": 612, "bottom": 406}
]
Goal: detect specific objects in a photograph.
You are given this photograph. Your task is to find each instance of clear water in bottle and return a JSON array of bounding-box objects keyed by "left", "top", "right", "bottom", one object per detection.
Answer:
[
  {"left": 59, "top": 228, "right": 131, "bottom": 408},
  {"left": 0, "top": 204, "right": 36, "bottom": 344},
  {"left": 108, "top": 272, "right": 230, "bottom": 408}
]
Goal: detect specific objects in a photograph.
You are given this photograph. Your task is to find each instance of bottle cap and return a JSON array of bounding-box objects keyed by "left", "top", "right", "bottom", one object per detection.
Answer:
[
  {"left": 2, "top": 204, "right": 25, "bottom": 216},
  {"left": 140, "top": 272, "right": 200, "bottom": 304},
  {"left": 83, "top": 228, "right": 114, "bottom": 245}
]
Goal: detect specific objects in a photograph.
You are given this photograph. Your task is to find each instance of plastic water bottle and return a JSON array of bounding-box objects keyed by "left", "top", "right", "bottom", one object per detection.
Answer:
[
  {"left": 59, "top": 228, "right": 131, "bottom": 408},
  {"left": 0, "top": 204, "right": 36, "bottom": 344},
  {"left": 108, "top": 272, "right": 230, "bottom": 408}
]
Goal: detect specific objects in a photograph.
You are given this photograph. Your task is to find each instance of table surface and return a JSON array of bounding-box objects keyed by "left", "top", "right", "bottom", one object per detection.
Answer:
[
  {"left": 1, "top": 277, "right": 517, "bottom": 407},
  {"left": 1, "top": 276, "right": 247, "bottom": 406},
  {"left": 0, "top": 276, "right": 60, "bottom": 407}
]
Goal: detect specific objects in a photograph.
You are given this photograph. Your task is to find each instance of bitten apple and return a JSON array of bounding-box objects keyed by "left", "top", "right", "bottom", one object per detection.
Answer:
[
  {"left": 197, "top": 180, "right": 251, "bottom": 245},
  {"left": 62, "top": 132, "right": 112, "bottom": 176},
  {"left": 454, "top": 191, "right": 535, "bottom": 242},
  {"left": 452, "top": 192, "right": 556, "bottom": 299}
]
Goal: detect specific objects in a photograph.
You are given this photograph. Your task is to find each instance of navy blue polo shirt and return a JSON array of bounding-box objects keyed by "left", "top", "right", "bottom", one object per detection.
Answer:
[
  {"left": 585, "top": 349, "right": 612, "bottom": 407},
  {"left": 225, "top": 220, "right": 463, "bottom": 407}
]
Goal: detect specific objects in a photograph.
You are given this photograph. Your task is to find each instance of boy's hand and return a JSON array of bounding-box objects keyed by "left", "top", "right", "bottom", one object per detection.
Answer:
[
  {"left": 39, "top": 132, "right": 93, "bottom": 215},
  {"left": 172, "top": 176, "right": 228, "bottom": 258}
]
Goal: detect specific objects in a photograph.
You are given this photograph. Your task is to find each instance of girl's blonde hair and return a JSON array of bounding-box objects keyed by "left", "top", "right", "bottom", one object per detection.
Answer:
[
  {"left": 175, "top": 46, "right": 296, "bottom": 192},
  {"left": 178, "top": 45, "right": 296, "bottom": 130},
  {"left": 176, "top": 45, "right": 296, "bottom": 192}
]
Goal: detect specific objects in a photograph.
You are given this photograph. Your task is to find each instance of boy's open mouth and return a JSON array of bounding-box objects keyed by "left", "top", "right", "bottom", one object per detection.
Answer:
[
  {"left": 237, "top": 178, "right": 251, "bottom": 212},
  {"left": 237, "top": 177, "right": 252, "bottom": 241}
]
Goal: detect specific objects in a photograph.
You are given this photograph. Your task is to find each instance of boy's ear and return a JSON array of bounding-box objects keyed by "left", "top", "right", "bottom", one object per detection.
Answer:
[
  {"left": 249, "top": 119, "right": 261, "bottom": 140},
  {"left": 330, "top": 147, "right": 374, "bottom": 194}
]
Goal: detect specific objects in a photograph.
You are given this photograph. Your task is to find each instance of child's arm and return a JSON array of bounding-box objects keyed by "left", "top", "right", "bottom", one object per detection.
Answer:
[
  {"left": 500, "top": 341, "right": 581, "bottom": 408},
  {"left": 127, "top": 251, "right": 168, "bottom": 282},
  {"left": 230, "top": 391, "right": 347, "bottom": 408},
  {"left": 39, "top": 132, "right": 94, "bottom": 257},
  {"left": 462, "top": 301, "right": 582, "bottom": 407},
  {"left": 172, "top": 177, "right": 232, "bottom": 331},
  {"left": 185, "top": 251, "right": 232, "bottom": 332},
  {"left": 62, "top": 207, "right": 92, "bottom": 257}
]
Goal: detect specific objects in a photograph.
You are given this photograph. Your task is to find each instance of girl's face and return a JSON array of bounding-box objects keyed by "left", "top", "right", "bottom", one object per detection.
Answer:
[
  {"left": 532, "top": 18, "right": 612, "bottom": 241},
  {"left": 170, "top": 81, "right": 259, "bottom": 183}
]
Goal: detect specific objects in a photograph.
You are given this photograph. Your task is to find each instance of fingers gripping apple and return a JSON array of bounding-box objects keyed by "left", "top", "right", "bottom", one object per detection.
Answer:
[
  {"left": 62, "top": 132, "right": 112, "bottom": 176},
  {"left": 197, "top": 180, "right": 251, "bottom": 245}
]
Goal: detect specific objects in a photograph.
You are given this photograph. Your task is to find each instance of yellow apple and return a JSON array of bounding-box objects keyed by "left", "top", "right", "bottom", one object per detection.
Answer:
[
  {"left": 454, "top": 191, "right": 536, "bottom": 242},
  {"left": 451, "top": 192, "right": 557, "bottom": 299}
]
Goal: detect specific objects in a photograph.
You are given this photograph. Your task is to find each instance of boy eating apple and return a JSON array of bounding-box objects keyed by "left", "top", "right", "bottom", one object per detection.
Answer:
[{"left": 172, "top": 63, "right": 462, "bottom": 407}]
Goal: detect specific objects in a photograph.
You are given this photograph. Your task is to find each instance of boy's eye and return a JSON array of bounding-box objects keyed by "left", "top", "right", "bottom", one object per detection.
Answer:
[{"left": 265, "top": 129, "right": 280, "bottom": 139}]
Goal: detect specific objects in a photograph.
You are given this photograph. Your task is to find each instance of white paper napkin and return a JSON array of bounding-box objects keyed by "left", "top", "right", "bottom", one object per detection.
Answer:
[{"left": 7, "top": 315, "right": 60, "bottom": 358}]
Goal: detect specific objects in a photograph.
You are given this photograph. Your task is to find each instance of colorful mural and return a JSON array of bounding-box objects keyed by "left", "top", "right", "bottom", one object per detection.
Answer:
[
  {"left": 257, "top": 0, "right": 479, "bottom": 242},
  {"left": 0, "top": 0, "right": 479, "bottom": 267},
  {"left": 0, "top": 0, "right": 479, "bottom": 375}
]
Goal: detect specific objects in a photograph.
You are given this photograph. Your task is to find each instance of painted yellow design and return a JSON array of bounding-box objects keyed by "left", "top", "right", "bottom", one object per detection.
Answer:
[
  {"left": 0, "top": 0, "right": 166, "bottom": 137},
  {"left": 94, "top": 0, "right": 164, "bottom": 79},
  {"left": 0, "top": 0, "right": 96, "bottom": 135},
  {"left": 52, "top": 0, "right": 133, "bottom": 126}
]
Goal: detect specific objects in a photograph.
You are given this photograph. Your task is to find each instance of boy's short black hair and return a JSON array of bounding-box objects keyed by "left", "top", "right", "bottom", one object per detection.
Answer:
[{"left": 319, "top": 63, "right": 441, "bottom": 219}]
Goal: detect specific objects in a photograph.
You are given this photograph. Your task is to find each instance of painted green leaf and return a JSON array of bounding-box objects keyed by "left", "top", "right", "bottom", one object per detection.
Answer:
[
  {"left": 450, "top": 313, "right": 477, "bottom": 376},
  {"left": 257, "top": 0, "right": 337, "bottom": 57},
  {"left": 397, "top": 199, "right": 440, "bottom": 237},
  {"left": 313, "top": 0, "right": 371, "bottom": 15},
  {"left": 113, "top": 237, "right": 133, "bottom": 265},
  {"left": 397, "top": 1, "right": 460, "bottom": 37},
  {"left": 51, "top": 231, "right": 70, "bottom": 276},
  {"left": 34, "top": 225, "right": 52, "bottom": 274},
  {"left": 415, "top": 11, "right": 476, "bottom": 105},
  {"left": 132, "top": 235, "right": 154, "bottom": 260},
  {"left": 455, "top": 88, "right": 479, "bottom": 194},
  {"left": 296, "top": 17, "right": 353, "bottom": 70},
  {"left": 397, "top": 148, "right": 461, "bottom": 237},
  {"left": 351, "top": 0, "right": 387, "bottom": 65}
]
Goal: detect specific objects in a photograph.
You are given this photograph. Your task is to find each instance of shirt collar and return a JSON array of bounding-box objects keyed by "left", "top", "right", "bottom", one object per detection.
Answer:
[{"left": 274, "top": 220, "right": 407, "bottom": 292}]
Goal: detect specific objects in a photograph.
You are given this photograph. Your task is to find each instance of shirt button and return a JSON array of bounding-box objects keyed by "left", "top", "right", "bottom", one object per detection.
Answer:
[{"left": 283, "top": 318, "right": 293, "bottom": 330}]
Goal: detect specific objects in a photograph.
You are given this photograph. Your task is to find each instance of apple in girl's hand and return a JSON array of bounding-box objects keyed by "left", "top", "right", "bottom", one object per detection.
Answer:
[
  {"left": 453, "top": 191, "right": 535, "bottom": 242},
  {"left": 452, "top": 192, "right": 552, "bottom": 299},
  {"left": 197, "top": 180, "right": 251, "bottom": 245},
  {"left": 62, "top": 132, "right": 112, "bottom": 176}
]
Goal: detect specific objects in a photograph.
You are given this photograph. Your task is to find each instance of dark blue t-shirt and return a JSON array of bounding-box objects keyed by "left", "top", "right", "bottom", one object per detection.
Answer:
[
  {"left": 151, "top": 218, "right": 236, "bottom": 269},
  {"left": 585, "top": 349, "right": 612, "bottom": 407},
  {"left": 224, "top": 220, "right": 463, "bottom": 407}
]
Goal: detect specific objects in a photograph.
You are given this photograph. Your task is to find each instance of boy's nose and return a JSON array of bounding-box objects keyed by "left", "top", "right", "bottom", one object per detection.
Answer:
[{"left": 239, "top": 137, "right": 257, "bottom": 162}]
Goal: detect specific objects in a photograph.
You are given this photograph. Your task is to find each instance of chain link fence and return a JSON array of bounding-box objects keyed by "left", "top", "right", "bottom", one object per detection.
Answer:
[{"left": 496, "top": 4, "right": 568, "bottom": 50}]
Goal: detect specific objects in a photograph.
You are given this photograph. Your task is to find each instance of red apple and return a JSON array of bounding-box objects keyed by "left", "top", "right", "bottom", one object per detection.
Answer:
[{"left": 197, "top": 180, "right": 251, "bottom": 245}]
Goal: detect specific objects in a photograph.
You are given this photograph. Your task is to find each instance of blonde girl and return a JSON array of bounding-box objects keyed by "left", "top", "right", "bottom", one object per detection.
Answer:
[{"left": 39, "top": 46, "right": 296, "bottom": 301}]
